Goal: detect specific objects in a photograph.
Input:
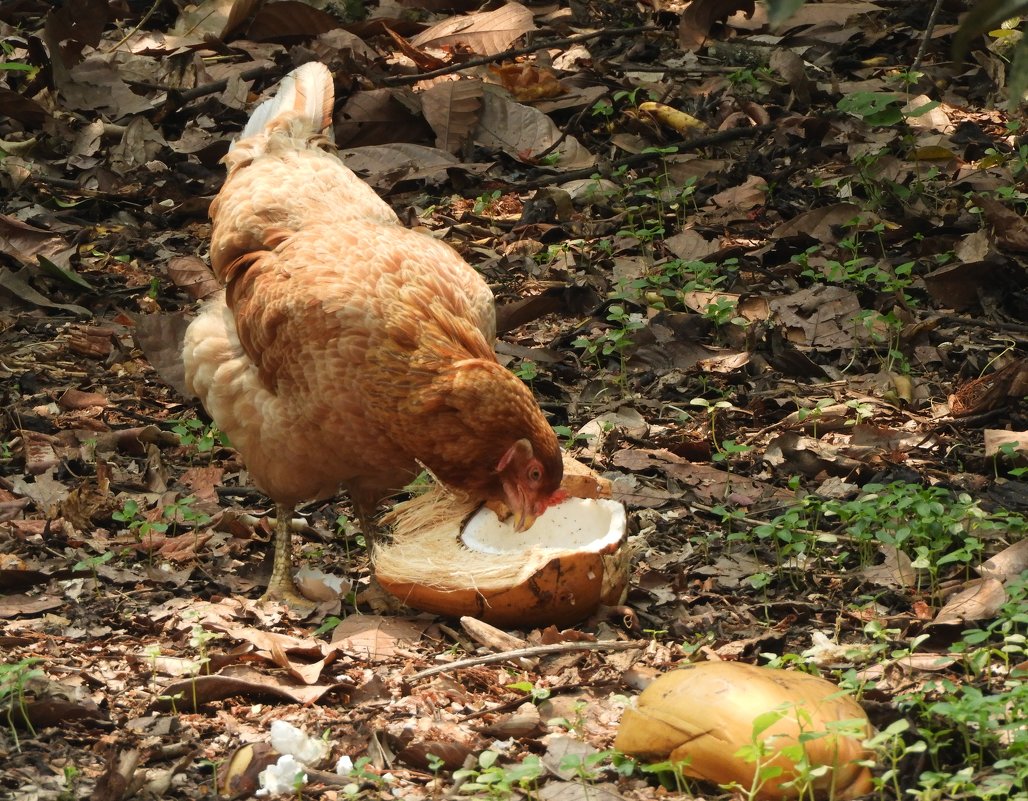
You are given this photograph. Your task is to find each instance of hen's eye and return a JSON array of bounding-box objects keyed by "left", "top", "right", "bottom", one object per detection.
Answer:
[{"left": 528, "top": 467, "right": 542, "bottom": 482}]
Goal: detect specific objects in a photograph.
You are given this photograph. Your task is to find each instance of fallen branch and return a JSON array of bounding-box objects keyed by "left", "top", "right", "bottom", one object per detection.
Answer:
[{"left": 382, "top": 25, "right": 659, "bottom": 87}]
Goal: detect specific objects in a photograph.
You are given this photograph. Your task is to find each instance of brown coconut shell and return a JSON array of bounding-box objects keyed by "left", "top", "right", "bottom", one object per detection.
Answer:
[
  {"left": 615, "top": 662, "right": 874, "bottom": 800},
  {"left": 374, "top": 455, "right": 628, "bottom": 628}
]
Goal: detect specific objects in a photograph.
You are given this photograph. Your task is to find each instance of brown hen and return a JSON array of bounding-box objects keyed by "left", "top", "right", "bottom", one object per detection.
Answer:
[{"left": 182, "top": 62, "right": 563, "bottom": 606}]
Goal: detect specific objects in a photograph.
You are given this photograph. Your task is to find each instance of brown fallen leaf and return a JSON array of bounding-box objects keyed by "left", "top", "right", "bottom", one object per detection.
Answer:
[
  {"left": 979, "top": 539, "right": 1028, "bottom": 581},
  {"left": 411, "top": 3, "right": 535, "bottom": 55},
  {"left": 932, "top": 578, "right": 1006, "bottom": 626},
  {"left": 166, "top": 255, "right": 219, "bottom": 301},
  {"left": 978, "top": 195, "right": 1028, "bottom": 253},
  {"left": 58, "top": 388, "right": 109, "bottom": 410},
  {"left": 66, "top": 324, "right": 118, "bottom": 358},
  {"left": 679, "top": 0, "right": 757, "bottom": 50},
  {"left": 422, "top": 79, "right": 485, "bottom": 154},
  {"left": 152, "top": 665, "right": 351, "bottom": 711},
  {"left": 330, "top": 614, "right": 432, "bottom": 660},
  {"left": 949, "top": 358, "right": 1028, "bottom": 417},
  {"left": 771, "top": 202, "right": 873, "bottom": 242},
  {"left": 490, "top": 61, "right": 564, "bottom": 102}
]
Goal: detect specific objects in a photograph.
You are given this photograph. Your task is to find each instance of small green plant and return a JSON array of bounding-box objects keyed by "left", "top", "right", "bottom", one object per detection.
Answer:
[
  {"left": 0, "top": 657, "right": 44, "bottom": 750},
  {"left": 712, "top": 438, "right": 754, "bottom": 466},
  {"left": 701, "top": 296, "right": 740, "bottom": 327},
  {"left": 590, "top": 99, "right": 614, "bottom": 119},
  {"left": 513, "top": 358, "right": 538, "bottom": 382},
  {"left": 143, "top": 644, "right": 162, "bottom": 696},
  {"left": 426, "top": 752, "right": 446, "bottom": 774},
  {"left": 170, "top": 417, "right": 229, "bottom": 454},
  {"left": 473, "top": 189, "right": 502, "bottom": 214},
  {"left": 689, "top": 397, "right": 737, "bottom": 454},
  {"left": 163, "top": 495, "right": 213, "bottom": 530},
  {"left": 728, "top": 704, "right": 868, "bottom": 801},
  {"left": 618, "top": 258, "right": 732, "bottom": 310},
  {"left": 866, "top": 719, "right": 926, "bottom": 799},
  {"left": 340, "top": 755, "right": 388, "bottom": 793},
  {"left": 559, "top": 750, "right": 619, "bottom": 783},
  {"left": 58, "top": 763, "right": 81, "bottom": 801},
  {"left": 727, "top": 66, "right": 772, "bottom": 92},
  {"left": 452, "top": 750, "right": 544, "bottom": 798},
  {"left": 188, "top": 624, "right": 220, "bottom": 677},
  {"left": 853, "top": 308, "right": 909, "bottom": 374},
  {"left": 716, "top": 482, "right": 1025, "bottom": 597},
  {"left": 572, "top": 304, "right": 646, "bottom": 376},
  {"left": 837, "top": 91, "right": 939, "bottom": 127},
  {"left": 180, "top": 618, "right": 222, "bottom": 712},
  {"left": 640, "top": 756, "right": 696, "bottom": 793},
  {"left": 552, "top": 425, "right": 592, "bottom": 450},
  {"left": 73, "top": 550, "right": 115, "bottom": 585},
  {"left": 113, "top": 496, "right": 212, "bottom": 563},
  {"left": 995, "top": 441, "right": 1028, "bottom": 479},
  {"left": 507, "top": 680, "right": 551, "bottom": 704},
  {"left": 547, "top": 699, "right": 589, "bottom": 733}
]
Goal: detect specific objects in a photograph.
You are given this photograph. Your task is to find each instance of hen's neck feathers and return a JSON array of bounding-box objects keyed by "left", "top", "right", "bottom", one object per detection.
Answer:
[{"left": 403, "top": 355, "right": 559, "bottom": 497}]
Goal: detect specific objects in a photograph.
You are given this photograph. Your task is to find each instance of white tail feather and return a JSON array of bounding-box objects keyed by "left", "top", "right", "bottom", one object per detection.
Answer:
[{"left": 233, "top": 62, "right": 335, "bottom": 148}]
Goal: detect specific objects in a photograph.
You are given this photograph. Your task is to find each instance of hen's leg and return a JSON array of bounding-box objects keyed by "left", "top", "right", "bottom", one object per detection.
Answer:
[
  {"left": 261, "top": 503, "right": 315, "bottom": 609},
  {"left": 352, "top": 505, "right": 378, "bottom": 552},
  {"left": 349, "top": 487, "right": 383, "bottom": 554}
]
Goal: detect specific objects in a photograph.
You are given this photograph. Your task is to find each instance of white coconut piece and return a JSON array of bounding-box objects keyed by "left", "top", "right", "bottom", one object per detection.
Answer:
[{"left": 460, "top": 498, "right": 625, "bottom": 555}]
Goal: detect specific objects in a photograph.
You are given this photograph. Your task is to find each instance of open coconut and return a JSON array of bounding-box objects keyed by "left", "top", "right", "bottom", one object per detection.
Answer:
[{"left": 373, "top": 455, "right": 628, "bottom": 628}]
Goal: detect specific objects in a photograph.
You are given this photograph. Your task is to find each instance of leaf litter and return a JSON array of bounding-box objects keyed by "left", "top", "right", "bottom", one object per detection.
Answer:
[{"left": 2, "top": 1, "right": 1028, "bottom": 799}]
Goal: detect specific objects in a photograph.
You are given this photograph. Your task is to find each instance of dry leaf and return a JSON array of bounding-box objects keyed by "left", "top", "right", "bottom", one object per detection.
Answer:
[
  {"left": 932, "top": 579, "right": 1007, "bottom": 626},
  {"left": 421, "top": 80, "right": 485, "bottom": 154},
  {"left": 411, "top": 2, "right": 535, "bottom": 55}
]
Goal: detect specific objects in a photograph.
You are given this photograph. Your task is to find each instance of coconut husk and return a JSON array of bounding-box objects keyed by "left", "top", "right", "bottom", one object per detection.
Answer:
[{"left": 373, "top": 455, "right": 628, "bottom": 628}]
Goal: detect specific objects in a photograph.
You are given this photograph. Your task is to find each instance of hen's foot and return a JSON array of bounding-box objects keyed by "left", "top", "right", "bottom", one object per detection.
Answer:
[
  {"left": 259, "top": 581, "right": 317, "bottom": 613},
  {"left": 258, "top": 503, "right": 317, "bottom": 613}
]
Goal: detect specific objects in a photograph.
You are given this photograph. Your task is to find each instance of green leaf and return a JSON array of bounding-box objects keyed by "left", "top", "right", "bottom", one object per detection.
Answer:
[
  {"left": 905, "top": 100, "right": 941, "bottom": 118},
  {"left": 953, "top": 0, "right": 1028, "bottom": 59},
  {"left": 37, "top": 255, "right": 95, "bottom": 291}
]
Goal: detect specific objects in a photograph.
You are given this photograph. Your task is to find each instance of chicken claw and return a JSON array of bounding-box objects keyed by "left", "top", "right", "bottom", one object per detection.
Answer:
[{"left": 260, "top": 504, "right": 316, "bottom": 612}]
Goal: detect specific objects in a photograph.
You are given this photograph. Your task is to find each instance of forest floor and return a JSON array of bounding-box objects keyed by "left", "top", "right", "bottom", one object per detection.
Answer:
[{"left": 1, "top": 1, "right": 1027, "bottom": 800}]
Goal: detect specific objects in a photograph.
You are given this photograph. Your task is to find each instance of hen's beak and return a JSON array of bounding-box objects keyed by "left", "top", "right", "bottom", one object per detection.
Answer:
[
  {"left": 505, "top": 484, "right": 538, "bottom": 532},
  {"left": 513, "top": 507, "right": 538, "bottom": 532}
]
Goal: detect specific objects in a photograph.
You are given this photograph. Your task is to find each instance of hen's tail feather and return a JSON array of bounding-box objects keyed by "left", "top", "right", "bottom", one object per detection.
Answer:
[{"left": 234, "top": 62, "right": 335, "bottom": 148}]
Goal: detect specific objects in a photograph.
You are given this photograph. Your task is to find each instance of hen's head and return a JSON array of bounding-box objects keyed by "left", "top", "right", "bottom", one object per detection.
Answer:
[
  {"left": 409, "top": 357, "right": 565, "bottom": 526},
  {"left": 496, "top": 437, "right": 565, "bottom": 531}
]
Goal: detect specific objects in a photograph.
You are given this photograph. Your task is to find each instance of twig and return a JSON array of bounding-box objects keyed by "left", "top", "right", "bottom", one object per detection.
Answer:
[
  {"left": 510, "top": 122, "right": 775, "bottom": 191},
  {"left": 616, "top": 63, "right": 751, "bottom": 75},
  {"left": 407, "top": 640, "right": 646, "bottom": 682},
  {"left": 382, "top": 25, "right": 659, "bottom": 87},
  {"left": 937, "top": 314, "right": 1028, "bottom": 339},
  {"left": 106, "top": 0, "right": 163, "bottom": 53},
  {"left": 912, "top": 0, "right": 945, "bottom": 71},
  {"left": 155, "top": 65, "right": 280, "bottom": 121}
]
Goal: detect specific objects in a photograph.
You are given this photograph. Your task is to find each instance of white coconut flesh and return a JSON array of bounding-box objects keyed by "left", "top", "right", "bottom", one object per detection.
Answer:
[
  {"left": 461, "top": 498, "right": 625, "bottom": 555},
  {"left": 375, "top": 489, "right": 627, "bottom": 592}
]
